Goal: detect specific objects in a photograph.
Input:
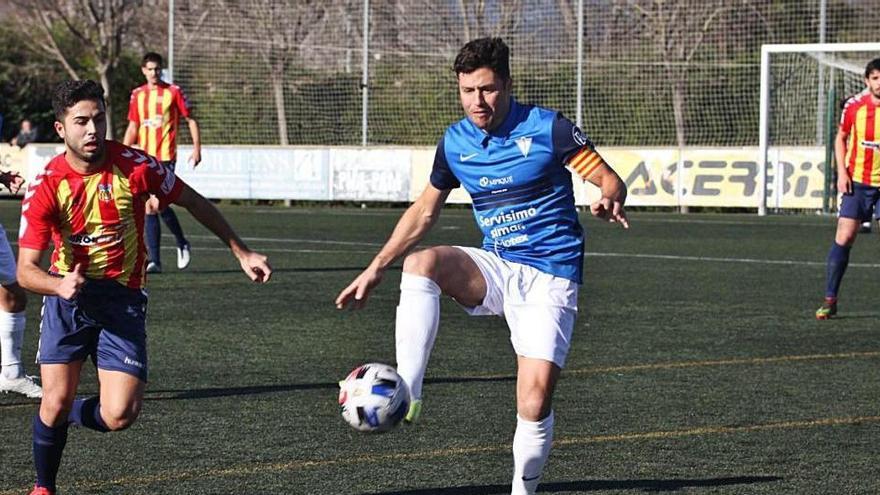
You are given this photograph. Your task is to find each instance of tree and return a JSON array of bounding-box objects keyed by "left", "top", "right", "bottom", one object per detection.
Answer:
[
  {"left": 0, "top": 20, "right": 66, "bottom": 142},
  {"left": 619, "top": 0, "right": 730, "bottom": 149},
  {"left": 212, "top": 0, "right": 332, "bottom": 145},
  {"left": 9, "top": 0, "right": 150, "bottom": 138}
]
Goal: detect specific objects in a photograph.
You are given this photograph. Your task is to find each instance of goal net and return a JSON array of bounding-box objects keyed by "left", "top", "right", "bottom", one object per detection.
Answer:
[{"left": 759, "top": 43, "right": 880, "bottom": 214}]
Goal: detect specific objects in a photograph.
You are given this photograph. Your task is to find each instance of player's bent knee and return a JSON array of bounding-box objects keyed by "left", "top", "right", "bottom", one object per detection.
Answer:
[
  {"left": 835, "top": 232, "right": 857, "bottom": 246},
  {"left": 516, "top": 392, "right": 552, "bottom": 421},
  {"left": 402, "top": 249, "right": 442, "bottom": 279},
  {"left": 103, "top": 416, "right": 135, "bottom": 431},
  {"left": 102, "top": 406, "right": 141, "bottom": 431},
  {"left": 835, "top": 219, "right": 860, "bottom": 245}
]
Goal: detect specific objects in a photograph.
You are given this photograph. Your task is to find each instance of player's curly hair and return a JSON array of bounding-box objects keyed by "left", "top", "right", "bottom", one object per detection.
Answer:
[
  {"left": 453, "top": 37, "right": 510, "bottom": 81},
  {"left": 52, "top": 80, "right": 105, "bottom": 120},
  {"left": 866, "top": 58, "right": 880, "bottom": 78}
]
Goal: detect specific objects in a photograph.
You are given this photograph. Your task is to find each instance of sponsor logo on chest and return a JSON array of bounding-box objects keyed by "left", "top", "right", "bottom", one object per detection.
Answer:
[
  {"left": 479, "top": 175, "right": 514, "bottom": 187},
  {"left": 68, "top": 229, "right": 124, "bottom": 246}
]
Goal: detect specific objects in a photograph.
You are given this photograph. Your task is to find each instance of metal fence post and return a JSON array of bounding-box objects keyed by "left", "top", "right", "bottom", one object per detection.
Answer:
[{"left": 361, "top": 0, "right": 369, "bottom": 147}]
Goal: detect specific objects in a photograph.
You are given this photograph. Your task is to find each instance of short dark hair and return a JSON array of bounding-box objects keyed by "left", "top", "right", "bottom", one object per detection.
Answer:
[
  {"left": 142, "top": 52, "right": 163, "bottom": 67},
  {"left": 453, "top": 37, "right": 510, "bottom": 81},
  {"left": 52, "top": 80, "right": 105, "bottom": 120},
  {"left": 865, "top": 58, "right": 880, "bottom": 78}
]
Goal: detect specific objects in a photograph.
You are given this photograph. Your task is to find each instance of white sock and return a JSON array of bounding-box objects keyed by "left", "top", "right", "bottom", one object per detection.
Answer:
[
  {"left": 511, "top": 411, "right": 555, "bottom": 495},
  {"left": 394, "top": 273, "right": 441, "bottom": 401},
  {"left": 0, "top": 310, "right": 26, "bottom": 379}
]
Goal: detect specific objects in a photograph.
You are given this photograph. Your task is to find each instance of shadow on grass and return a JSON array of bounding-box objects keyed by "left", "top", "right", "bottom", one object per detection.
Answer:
[
  {"left": 364, "top": 476, "right": 783, "bottom": 494},
  {"left": 144, "top": 373, "right": 517, "bottom": 401},
  {"left": 4, "top": 374, "right": 514, "bottom": 406},
  {"left": 144, "top": 382, "right": 338, "bottom": 401},
  {"left": 145, "top": 375, "right": 516, "bottom": 400},
  {"left": 818, "top": 314, "right": 880, "bottom": 320}
]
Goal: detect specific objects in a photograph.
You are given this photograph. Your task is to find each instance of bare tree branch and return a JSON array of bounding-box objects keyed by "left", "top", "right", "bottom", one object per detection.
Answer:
[
  {"left": 9, "top": 0, "right": 148, "bottom": 138},
  {"left": 31, "top": 8, "right": 82, "bottom": 79}
]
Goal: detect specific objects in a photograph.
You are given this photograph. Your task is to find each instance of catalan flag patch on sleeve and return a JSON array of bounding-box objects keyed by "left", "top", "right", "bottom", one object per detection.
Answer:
[{"left": 566, "top": 146, "right": 605, "bottom": 180}]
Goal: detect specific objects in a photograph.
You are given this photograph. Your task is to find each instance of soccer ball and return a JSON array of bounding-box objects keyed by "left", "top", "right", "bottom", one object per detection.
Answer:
[{"left": 338, "top": 363, "right": 409, "bottom": 433}]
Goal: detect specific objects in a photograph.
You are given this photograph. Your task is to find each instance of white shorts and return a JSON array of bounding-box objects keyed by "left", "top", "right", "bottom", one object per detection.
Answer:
[
  {"left": 0, "top": 225, "right": 16, "bottom": 286},
  {"left": 454, "top": 246, "right": 579, "bottom": 368}
]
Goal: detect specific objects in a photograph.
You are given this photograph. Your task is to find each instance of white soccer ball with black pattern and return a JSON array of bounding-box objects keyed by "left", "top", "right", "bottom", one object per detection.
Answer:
[{"left": 338, "top": 363, "right": 409, "bottom": 432}]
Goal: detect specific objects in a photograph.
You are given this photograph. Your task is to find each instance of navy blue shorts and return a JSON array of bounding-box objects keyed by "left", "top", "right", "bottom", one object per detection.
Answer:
[
  {"left": 839, "top": 183, "right": 880, "bottom": 222},
  {"left": 37, "top": 278, "right": 149, "bottom": 382}
]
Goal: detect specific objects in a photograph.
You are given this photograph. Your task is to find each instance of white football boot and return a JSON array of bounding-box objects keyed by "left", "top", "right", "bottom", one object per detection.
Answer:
[
  {"left": 0, "top": 374, "right": 42, "bottom": 398},
  {"left": 177, "top": 243, "right": 191, "bottom": 270}
]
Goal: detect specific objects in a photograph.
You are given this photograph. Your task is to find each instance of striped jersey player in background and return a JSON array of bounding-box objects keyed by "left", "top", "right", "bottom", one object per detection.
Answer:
[
  {"left": 19, "top": 80, "right": 271, "bottom": 495},
  {"left": 123, "top": 52, "right": 201, "bottom": 274},
  {"left": 337, "top": 37, "right": 628, "bottom": 495},
  {"left": 816, "top": 57, "right": 880, "bottom": 320}
]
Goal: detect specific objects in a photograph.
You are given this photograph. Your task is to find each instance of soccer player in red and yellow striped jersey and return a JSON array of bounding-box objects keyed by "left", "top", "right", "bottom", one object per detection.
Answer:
[
  {"left": 816, "top": 58, "right": 880, "bottom": 320},
  {"left": 18, "top": 80, "right": 271, "bottom": 495},
  {"left": 123, "top": 52, "right": 201, "bottom": 274}
]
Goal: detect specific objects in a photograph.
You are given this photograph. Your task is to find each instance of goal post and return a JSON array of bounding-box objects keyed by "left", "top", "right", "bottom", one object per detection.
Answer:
[{"left": 758, "top": 42, "right": 880, "bottom": 216}]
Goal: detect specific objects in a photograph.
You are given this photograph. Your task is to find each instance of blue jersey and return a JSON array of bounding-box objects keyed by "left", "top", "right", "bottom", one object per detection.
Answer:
[{"left": 430, "top": 99, "right": 592, "bottom": 283}]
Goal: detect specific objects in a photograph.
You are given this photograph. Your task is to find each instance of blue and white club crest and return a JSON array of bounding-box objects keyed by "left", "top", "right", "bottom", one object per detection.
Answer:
[{"left": 515, "top": 136, "right": 532, "bottom": 158}]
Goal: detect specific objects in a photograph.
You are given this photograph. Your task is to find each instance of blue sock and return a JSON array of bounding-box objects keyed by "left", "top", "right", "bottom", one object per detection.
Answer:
[
  {"left": 68, "top": 397, "right": 109, "bottom": 433},
  {"left": 825, "top": 242, "right": 851, "bottom": 298},
  {"left": 33, "top": 416, "right": 69, "bottom": 492},
  {"left": 159, "top": 207, "right": 188, "bottom": 248},
  {"left": 145, "top": 214, "right": 161, "bottom": 265}
]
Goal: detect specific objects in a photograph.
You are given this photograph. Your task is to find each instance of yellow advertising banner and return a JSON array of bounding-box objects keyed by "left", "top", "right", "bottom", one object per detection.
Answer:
[{"left": 413, "top": 146, "right": 828, "bottom": 209}]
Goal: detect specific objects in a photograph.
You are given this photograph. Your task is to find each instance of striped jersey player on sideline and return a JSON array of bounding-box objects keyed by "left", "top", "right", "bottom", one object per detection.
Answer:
[
  {"left": 336, "top": 37, "right": 628, "bottom": 495},
  {"left": 123, "top": 52, "right": 201, "bottom": 274},
  {"left": 816, "top": 57, "right": 880, "bottom": 320},
  {"left": 125, "top": 58, "right": 193, "bottom": 162},
  {"left": 18, "top": 79, "right": 271, "bottom": 495}
]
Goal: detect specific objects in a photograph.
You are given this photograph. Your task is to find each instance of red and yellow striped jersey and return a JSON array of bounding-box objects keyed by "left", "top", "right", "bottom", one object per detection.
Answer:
[
  {"left": 19, "top": 141, "right": 185, "bottom": 288},
  {"left": 840, "top": 90, "right": 880, "bottom": 186},
  {"left": 127, "top": 82, "right": 192, "bottom": 161}
]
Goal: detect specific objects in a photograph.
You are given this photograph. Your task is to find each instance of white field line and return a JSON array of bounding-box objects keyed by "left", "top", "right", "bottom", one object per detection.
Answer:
[
  {"left": 252, "top": 208, "right": 833, "bottom": 227},
  {"left": 130, "top": 235, "right": 880, "bottom": 268}
]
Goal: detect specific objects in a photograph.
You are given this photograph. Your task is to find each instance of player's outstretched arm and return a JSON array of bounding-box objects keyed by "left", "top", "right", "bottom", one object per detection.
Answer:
[
  {"left": 173, "top": 185, "right": 272, "bottom": 283},
  {"left": 587, "top": 163, "right": 629, "bottom": 228},
  {"left": 335, "top": 185, "right": 450, "bottom": 310}
]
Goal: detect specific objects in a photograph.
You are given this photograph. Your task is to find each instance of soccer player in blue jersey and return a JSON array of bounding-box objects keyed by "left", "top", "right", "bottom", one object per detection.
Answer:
[{"left": 336, "top": 37, "right": 627, "bottom": 494}]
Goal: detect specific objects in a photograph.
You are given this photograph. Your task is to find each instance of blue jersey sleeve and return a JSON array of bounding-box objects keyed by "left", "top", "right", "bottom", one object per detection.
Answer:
[
  {"left": 429, "top": 135, "right": 460, "bottom": 190},
  {"left": 552, "top": 114, "right": 594, "bottom": 164}
]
